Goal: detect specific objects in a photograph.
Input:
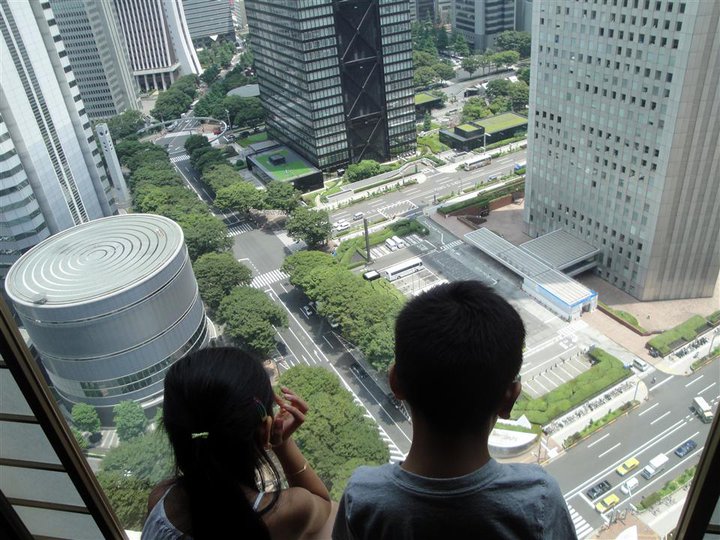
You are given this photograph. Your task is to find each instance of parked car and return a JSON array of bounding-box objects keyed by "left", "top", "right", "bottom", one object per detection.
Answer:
[
  {"left": 620, "top": 477, "right": 639, "bottom": 495},
  {"left": 674, "top": 439, "right": 698, "bottom": 458},
  {"left": 616, "top": 457, "right": 640, "bottom": 476},
  {"left": 301, "top": 305, "right": 313, "bottom": 317},
  {"left": 586, "top": 480, "right": 612, "bottom": 500},
  {"left": 595, "top": 493, "right": 620, "bottom": 513}
]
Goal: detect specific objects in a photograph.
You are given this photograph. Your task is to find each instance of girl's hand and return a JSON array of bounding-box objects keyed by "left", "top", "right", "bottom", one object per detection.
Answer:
[{"left": 270, "top": 387, "right": 308, "bottom": 447}]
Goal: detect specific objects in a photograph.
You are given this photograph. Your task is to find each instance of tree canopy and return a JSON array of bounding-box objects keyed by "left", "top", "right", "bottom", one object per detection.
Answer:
[
  {"left": 285, "top": 207, "right": 331, "bottom": 247},
  {"left": 461, "top": 56, "right": 482, "bottom": 75},
  {"left": 101, "top": 431, "right": 174, "bottom": 485},
  {"left": 197, "top": 40, "right": 236, "bottom": 68},
  {"left": 279, "top": 366, "right": 389, "bottom": 497},
  {"left": 151, "top": 88, "right": 193, "bottom": 121},
  {"left": 72, "top": 403, "right": 101, "bottom": 434},
  {"left": 193, "top": 252, "right": 252, "bottom": 311},
  {"left": 184, "top": 134, "right": 211, "bottom": 156},
  {"left": 494, "top": 31, "right": 532, "bottom": 58},
  {"left": 96, "top": 472, "right": 152, "bottom": 531},
  {"left": 264, "top": 180, "right": 301, "bottom": 213},
  {"left": 217, "top": 287, "right": 287, "bottom": 356},
  {"left": 214, "top": 181, "right": 266, "bottom": 214},
  {"left": 176, "top": 212, "right": 233, "bottom": 261},
  {"left": 105, "top": 110, "right": 145, "bottom": 141},
  {"left": 113, "top": 401, "right": 148, "bottom": 442}
]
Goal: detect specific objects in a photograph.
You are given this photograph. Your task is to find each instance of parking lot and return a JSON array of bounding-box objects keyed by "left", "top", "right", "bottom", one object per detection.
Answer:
[{"left": 390, "top": 265, "right": 446, "bottom": 298}]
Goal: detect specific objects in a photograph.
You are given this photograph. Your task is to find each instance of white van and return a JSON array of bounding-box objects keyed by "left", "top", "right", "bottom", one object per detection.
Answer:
[
  {"left": 633, "top": 358, "right": 649, "bottom": 372},
  {"left": 621, "top": 477, "right": 639, "bottom": 495},
  {"left": 391, "top": 235, "right": 406, "bottom": 248},
  {"left": 384, "top": 238, "right": 398, "bottom": 251}
]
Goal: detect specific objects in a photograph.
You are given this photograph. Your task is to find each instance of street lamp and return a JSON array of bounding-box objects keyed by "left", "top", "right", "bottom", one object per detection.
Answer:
[
  {"left": 224, "top": 108, "right": 231, "bottom": 130},
  {"left": 482, "top": 131, "right": 492, "bottom": 153}
]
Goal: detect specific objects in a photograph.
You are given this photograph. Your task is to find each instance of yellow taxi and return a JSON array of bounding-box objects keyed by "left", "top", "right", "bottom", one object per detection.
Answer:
[
  {"left": 596, "top": 493, "right": 620, "bottom": 513},
  {"left": 616, "top": 457, "right": 640, "bottom": 475}
]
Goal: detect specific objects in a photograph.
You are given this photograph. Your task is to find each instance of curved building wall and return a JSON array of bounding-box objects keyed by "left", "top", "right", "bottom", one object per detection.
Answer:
[{"left": 5, "top": 214, "right": 208, "bottom": 420}]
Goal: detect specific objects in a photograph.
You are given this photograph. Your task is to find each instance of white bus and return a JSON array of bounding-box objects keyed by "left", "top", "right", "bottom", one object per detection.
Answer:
[
  {"left": 381, "top": 257, "right": 424, "bottom": 281},
  {"left": 464, "top": 154, "right": 492, "bottom": 171}
]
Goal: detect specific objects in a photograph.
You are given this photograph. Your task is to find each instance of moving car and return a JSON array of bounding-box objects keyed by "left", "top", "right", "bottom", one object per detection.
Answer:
[
  {"left": 353, "top": 212, "right": 364, "bottom": 220},
  {"left": 616, "top": 457, "right": 640, "bottom": 476},
  {"left": 595, "top": 493, "right": 620, "bottom": 513},
  {"left": 674, "top": 439, "right": 698, "bottom": 458},
  {"left": 620, "top": 477, "right": 639, "bottom": 495},
  {"left": 586, "top": 480, "right": 612, "bottom": 500},
  {"left": 334, "top": 221, "right": 350, "bottom": 232},
  {"left": 301, "top": 305, "right": 313, "bottom": 317}
]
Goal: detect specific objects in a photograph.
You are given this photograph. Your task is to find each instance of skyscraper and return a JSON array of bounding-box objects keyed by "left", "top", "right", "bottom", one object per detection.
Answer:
[
  {"left": 452, "top": 0, "right": 516, "bottom": 52},
  {"left": 182, "top": 0, "right": 234, "bottom": 43},
  {"left": 524, "top": 0, "right": 720, "bottom": 301},
  {"left": 0, "top": 0, "right": 115, "bottom": 283},
  {"left": 49, "top": 0, "right": 139, "bottom": 120},
  {"left": 246, "top": 0, "right": 416, "bottom": 170},
  {"left": 113, "top": 0, "right": 202, "bottom": 91}
]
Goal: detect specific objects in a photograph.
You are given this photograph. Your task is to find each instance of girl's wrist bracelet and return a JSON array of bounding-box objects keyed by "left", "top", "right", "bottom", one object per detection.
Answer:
[{"left": 287, "top": 461, "right": 308, "bottom": 477}]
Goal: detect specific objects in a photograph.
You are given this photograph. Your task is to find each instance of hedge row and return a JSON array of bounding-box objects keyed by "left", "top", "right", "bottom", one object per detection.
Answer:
[
  {"left": 335, "top": 219, "right": 429, "bottom": 267},
  {"left": 647, "top": 315, "right": 710, "bottom": 355},
  {"left": 563, "top": 401, "right": 633, "bottom": 448},
  {"left": 438, "top": 178, "right": 524, "bottom": 215},
  {"left": 511, "top": 348, "right": 630, "bottom": 426},
  {"left": 638, "top": 466, "right": 696, "bottom": 511}
]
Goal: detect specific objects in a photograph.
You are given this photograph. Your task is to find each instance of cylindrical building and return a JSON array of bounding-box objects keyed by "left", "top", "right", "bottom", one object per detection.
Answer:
[{"left": 5, "top": 214, "right": 208, "bottom": 423}]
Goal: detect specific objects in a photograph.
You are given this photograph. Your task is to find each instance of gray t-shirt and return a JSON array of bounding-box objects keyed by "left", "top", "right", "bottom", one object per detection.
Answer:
[{"left": 333, "top": 459, "right": 577, "bottom": 540}]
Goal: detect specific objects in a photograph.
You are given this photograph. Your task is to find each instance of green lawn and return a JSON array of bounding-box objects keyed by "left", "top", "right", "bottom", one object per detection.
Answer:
[
  {"left": 237, "top": 132, "right": 269, "bottom": 147},
  {"left": 477, "top": 112, "right": 528, "bottom": 133},
  {"left": 415, "top": 93, "right": 440, "bottom": 105},
  {"left": 457, "top": 123, "right": 480, "bottom": 133},
  {"left": 647, "top": 315, "right": 711, "bottom": 355},
  {"left": 417, "top": 132, "right": 449, "bottom": 154},
  {"left": 255, "top": 149, "right": 314, "bottom": 181}
]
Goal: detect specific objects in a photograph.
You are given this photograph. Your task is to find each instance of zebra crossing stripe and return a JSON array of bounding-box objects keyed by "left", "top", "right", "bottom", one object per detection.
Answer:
[
  {"left": 567, "top": 505, "right": 593, "bottom": 539},
  {"left": 251, "top": 269, "right": 289, "bottom": 288},
  {"left": 227, "top": 222, "right": 254, "bottom": 236},
  {"left": 170, "top": 154, "right": 189, "bottom": 163}
]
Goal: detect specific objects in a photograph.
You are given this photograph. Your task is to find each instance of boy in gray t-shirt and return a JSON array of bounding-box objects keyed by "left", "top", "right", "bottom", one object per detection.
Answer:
[{"left": 333, "top": 281, "right": 576, "bottom": 540}]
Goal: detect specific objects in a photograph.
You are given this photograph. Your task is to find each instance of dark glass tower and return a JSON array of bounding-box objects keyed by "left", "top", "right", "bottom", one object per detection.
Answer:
[{"left": 246, "top": 0, "right": 415, "bottom": 170}]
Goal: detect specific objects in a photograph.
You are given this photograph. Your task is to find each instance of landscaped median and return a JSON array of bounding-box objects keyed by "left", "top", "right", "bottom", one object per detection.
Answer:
[
  {"left": 647, "top": 314, "right": 715, "bottom": 356},
  {"left": 334, "top": 219, "right": 429, "bottom": 267},
  {"left": 563, "top": 401, "right": 635, "bottom": 449},
  {"left": 637, "top": 466, "right": 696, "bottom": 511},
  {"left": 438, "top": 177, "right": 525, "bottom": 215},
  {"left": 511, "top": 348, "right": 631, "bottom": 426}
]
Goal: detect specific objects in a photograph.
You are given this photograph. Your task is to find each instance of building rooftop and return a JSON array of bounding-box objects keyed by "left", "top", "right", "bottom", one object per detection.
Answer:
[
  {"left": 520, "top": 230, "right": 600, "bottom": 271},
  {"left": 476, "top": 112, "right": 528, "bottom": 133},
  {"left": 414, "top": 92, "right": 441, "bottom": 105},
  {"left": 227, "top": 83, "right": 260, "bottom": 98},
  {"left": 457, "top": 123, "right": 481, "bottom": 133},
  {"left": 5, "top": 214, "right": 184, "bottom": 307},
  {"left": 251, "top": 147, "right": 319, "bottom": 181}
]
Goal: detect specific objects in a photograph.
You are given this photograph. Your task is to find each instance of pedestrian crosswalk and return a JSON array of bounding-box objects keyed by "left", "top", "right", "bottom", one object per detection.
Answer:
[
  {"left": 375, "top": 421, "right": 407, "bottom": 464},
  {"left": 227, "top": 222, "right": 254, "bottom": 236},
  {"left": 169, "top": 154, "right": 189, "bottom": 163},
  {"left": 567, "top": 503, "right": 593, "bottom": 539},
  {"left": 368, "top": 233, "right": 424, "bottom": 260},
  {"left": 438, "top": 239, "right": 464, "bottom": 251},
  {"left": 251, "top": 268, "right": 289, "bottom": 289}
]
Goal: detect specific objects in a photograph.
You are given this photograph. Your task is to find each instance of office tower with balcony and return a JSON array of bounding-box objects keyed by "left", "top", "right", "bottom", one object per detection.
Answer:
[
  {"left": 48, "top": 0, "right": 139, "bottom": 120},
  {"left": 452, "top": 0, "right": 516, "bottom": 51},
  {"left": 524, "top": 0, "right": 720, "bottom": 301},
  {"left": 0, "top": 0, "right": 115, "bottom": 284},
  {"left": 182, "top": 0, "right": 234, "bottom": 43},
  {"left": 113, "top": 0, "right": 202, "bottom": 91},
  {"left": 246, "top": 0, "right": 416, "bottom": 170}
]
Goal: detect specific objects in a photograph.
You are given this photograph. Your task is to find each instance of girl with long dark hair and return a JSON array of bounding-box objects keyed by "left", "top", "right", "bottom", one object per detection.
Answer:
[{"left": 141, "top": 347, "right": 331, "bottom": 539}]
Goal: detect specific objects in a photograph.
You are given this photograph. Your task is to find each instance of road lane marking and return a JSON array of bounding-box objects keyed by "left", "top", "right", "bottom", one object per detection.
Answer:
[
  {"left": 598, "top": 442, "right": 621, "bottom": 458},
  {"left": 685, "top": 374, "right": 704, "bottom": 387},
  {"left": 587, "top": 433, "right": 610, "bottom": 448},
  {"left": 322, "top": 335, "right": 334, "bottom": 348},
  {"left": 638, "top": 403, "right": 660, "bottom": 417},
  {"left": 653, "top": 375, "right": 674, "bottom": 390},
  {"left": 699, "top": 381, "right": 717, "bottom": 395},
  {"left": 650, "top": 411, "right": 671, "bottom": 425}
]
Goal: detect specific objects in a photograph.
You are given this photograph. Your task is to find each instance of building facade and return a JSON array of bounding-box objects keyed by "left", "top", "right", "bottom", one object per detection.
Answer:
[
  {"left": 524, "top": 0, "right": 720, "bottom": 300},
  {"left": 0, "top": 0, "right": 115, "bottom": 284},
  {"left": 452, "top": 0, "right": 515, "bottom": 52},
  {"left": 246, "top": 0, "right": 416, "bottom": 170},
  {"left": 49, "top": 0, "right": 139, "bottom": 120},
  {"left": 5, "top": 215, "right": 209, "bottom": 422},
  {"left": 113, "top": 0, "right": 202, "bottom": 91},
  {"left": 182, "top": 0, "right": 234, "bottom": 43},
  {"left": 95, "top": 123, "right": 131, "bottom": 208},
  {"left": 514, "top": 0, "right": 532, "bottom": 33}
]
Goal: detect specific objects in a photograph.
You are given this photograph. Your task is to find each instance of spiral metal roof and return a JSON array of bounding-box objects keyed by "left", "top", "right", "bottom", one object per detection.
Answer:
[{"left": 5, "top": 214, "right": 184, "bottom": 307}]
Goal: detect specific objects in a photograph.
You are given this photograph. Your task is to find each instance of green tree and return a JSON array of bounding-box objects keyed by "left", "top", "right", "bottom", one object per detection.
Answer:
[
  {"left": 105, "top": 110, "right": 145, "bottom": 141},
  {"left": 176, "top": 212, "right": 231, "bottom": 261},
  {"left": 200, "top": 64, "right": 221, "bottom": 85},
  {"left": 190, "top": 146, "right": 226, "bottom": 174},
  {"left": 215, "top": 181, "right": 266, "bottom": 214},
  {"left": 344, "top": 160, "right": 390, "bottom": 183},
  {"left": 518, "top": 67, "right": 531, "bottom": 85},
  {"left": 217, "top": 286, "right": 287, "bottom": 356},
  {"left": 488, "top": 50, "right": 520, "bottom": 69},
  {"left": 71, "top": 426, "right": 89, "bottom": 452},
  {"left": 285, "top": 207, "right": 331, "bottom": 247},
  {"left": 151, "top": 89, "right": 192, "bottom": 121},
  {"left": 462, "top": 97, "right": 492, "bottom": 122},
  {"left": 452, "top": 34, "right": 470, "bottom": 57},
  {"left": 184, "top": 134, "right": 211, "bottom": 155},
  {"left": 113, "top": 401, "right": 148, "bottom": 442},
  {"left": 412, "top": 50, "right": 437, "bottom": 69},
  {"left": 279, "top": 366, "right": 389, "bottom": 495},
  {"left": 101, "top": 431, "right": 174, "bottom": 485},
  {"left": 485, "top": 78, "right": 513, "bottom": 100},
  {"left": 193, "top": 252, "right": 252, "bottom": 311},
  {"left": 489, "top": 96, "right": 511, "bottom": 114},
  {"left": 431, "top": 62, "right": 455, "bottom": 81},
  {"left": 96, "top": 471, "right": 152, "bottom": 531},
  {"left": 436, "top": 26, "right": 449, "bottom": 51},
  {"left": 281, "top": 251, "right": 338, "bottom": 290},
  {"left": 507, "top": 81, "right": 530, "bottom": 111},
  {"left": 201, "top": 163, "right": 242, "bottom": 193},
  {"left": 72, "top": 403, "right": 101, "bottom": 434},
  {"left": 413, "top": 66, "right": 437, "bottom": 88},
  {"left": 494, "top": 30, "right": 532, "bottom": 58},
  {"left": 422, "top": 112, "right": 432, "bottom": 131},
  {"left": 265, "top": 180, "right": 301, "bottom": 213},
  {"left": 115, "top": 140, "right": 168, "bottom": 172},
  {"left": 130, "top": 163, "right": 181, "bottom": 189},
  {"left": 172, "top": 75, "right": 199, "bottom": 99},
  {"left": 461, "top": 55, "right": 481, "bottom": 75},
  {"left": 224, "top": 96, "right": 265, "bottom": 128}
]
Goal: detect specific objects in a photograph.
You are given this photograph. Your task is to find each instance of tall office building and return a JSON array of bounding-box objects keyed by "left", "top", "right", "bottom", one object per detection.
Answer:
[
  {"left": 524, "top": 1, "right": 720, "bottom": 301},
  {"left": 246, "top": 0, "right": 416, "bottom": 170},
  {"left": 515, "top": 0, "right": 532, "bottom": 33},
  {"left": 113, "top": 0, "right": 202, "bottom": 91},
  {"left": 49, "top": 0, "right": 139, "bottom": 120},
  {"left": 182, "top": 0, "right": 234, "bottom": 43},
  {"left": 0, "top": 0, "right": 115, "bottom": 283},
  {"left": 452, "top": 0, "right": 515, "bottom": 51}
]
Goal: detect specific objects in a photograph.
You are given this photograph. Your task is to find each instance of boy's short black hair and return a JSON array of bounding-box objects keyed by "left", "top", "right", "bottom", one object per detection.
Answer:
[{"left": 394, "top": 280, "right": 525, "bottom": 433}]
